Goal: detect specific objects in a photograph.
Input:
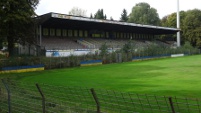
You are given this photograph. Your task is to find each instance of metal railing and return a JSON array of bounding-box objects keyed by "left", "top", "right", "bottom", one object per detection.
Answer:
[{"left": 1, "top": 79, "right": 201, "bottom": 113}]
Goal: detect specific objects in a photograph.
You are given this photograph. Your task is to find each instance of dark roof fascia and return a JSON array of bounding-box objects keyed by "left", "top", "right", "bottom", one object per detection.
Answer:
[
  {"left": 36, "top": 12, "right": 180, "bottom": 34},
  {"left": 49, "top": 12, "right": 180, "bottom": 32}
]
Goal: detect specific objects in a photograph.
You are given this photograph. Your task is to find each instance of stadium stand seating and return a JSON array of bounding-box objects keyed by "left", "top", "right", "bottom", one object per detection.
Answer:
[
  {"left": 41, "top": 37, "right": 84, "bottom": 50},
  {"left": 83, "top": 38, "right": 128, "bottom": 49},
  {"left": 41, "top": 37, "right": 176, "bottom": 50}
]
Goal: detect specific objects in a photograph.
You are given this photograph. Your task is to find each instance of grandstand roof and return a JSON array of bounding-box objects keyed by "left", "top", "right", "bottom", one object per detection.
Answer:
[{"left": 36, "top": 12, "right": 179, "bottom": 35}]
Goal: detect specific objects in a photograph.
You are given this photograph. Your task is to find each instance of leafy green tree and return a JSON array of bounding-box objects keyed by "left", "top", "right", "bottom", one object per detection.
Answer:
[
  {"left": 161, "top": 11, "right": 186, "bottom": 43},
  {"left": 122, "top": 40, "right": 133, "bottom": 61},
  {"left": 182, "top": 9, "right": 201, "bottom": 47},
  {"left": 99, "top": 43, "right": 108, "bottom": 57},
  {"left": 94, "top": 9, "right": 106, "bottom": 19},
  {"left": 161, "top": 11, "right": 186, "bottom": 28},
  {"left": 182, "top": 41, "right": 194, "bottom": 50},
  {"left": 120, "top": 9, "right": 128, "bottom": 22},
  {"left": 122, "top": 40, "right": 133, "bottom": 53},
  {"left": 161, "top": 16, "right": 168, "bottom": 27},
  {"left": 163, "top": 13, "right": 177, "bottom": 27},
  {"left": 128, "top": 2, "right": 160, "bottom": 25},
  {"left": 161, "top": 9, "right": 201, "bottom": 48},
  {"left": 0, "top": 0, "right": 39, "bottom": 56},
  {"left": 68, "top": 7, "right": 87, "bottom": 17},
  {"left": 160, "top": 13, "right": 177, "bottom": 40}
]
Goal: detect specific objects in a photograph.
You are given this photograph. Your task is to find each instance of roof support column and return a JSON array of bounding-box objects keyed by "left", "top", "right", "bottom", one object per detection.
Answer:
[{"left": 39, "top": 25, "right": 42, "bottom": 46}]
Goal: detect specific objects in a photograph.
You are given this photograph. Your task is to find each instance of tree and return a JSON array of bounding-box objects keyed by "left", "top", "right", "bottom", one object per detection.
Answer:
[
  {"left": 68, "top": 7, "right": 87, "bottom": 17},
  {"left": 128, "top": 2, "right": 160, "bottom": 25},
  {"left": 182, "top": 9, "right": 201, "bottom": 47},
  {"left": 122, "top": 40, "right": 133, "bottom": 53},
  {"left": 90, "top": 13, "right": 93, "bottom": 18},
  {"left": 120, "top": 9, "right": 128, "bottom": 22},
  {"left": 0, "top": 0, "right": 39, "bottom": 56},
  {"left": 160, "top": 13, "right": 178, "bottom": 41},
  {"left": 99, "top": 43, "right": 108, "bottom": 57},
  {"left": 104, "top": 14, "right": 107, "bottom": 20},
  {"left": 161, "top": 11, "right": 186, "bottom": 42},
  {"left": 110, "top": 17, "right": 114, "bottom": 21},
  {"left": 182, "top": 41, "right": 194, "bottom": 50},
  {"left": 161, "top": 11, "right": 186, "bottom": 28},
  {"left": 94, "top": 9, "right": 106, "bottom": 19}
]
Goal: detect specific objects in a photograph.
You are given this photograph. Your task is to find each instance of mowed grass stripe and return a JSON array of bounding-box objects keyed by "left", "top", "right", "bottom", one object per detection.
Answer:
[{"left": 4, "top": 55, "right": 201, "bottom": 98}]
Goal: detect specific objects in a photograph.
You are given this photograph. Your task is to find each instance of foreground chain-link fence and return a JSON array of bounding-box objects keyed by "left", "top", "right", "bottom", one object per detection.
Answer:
[{"left": 1, "top": 79, "right": 201, "bottom": 113}]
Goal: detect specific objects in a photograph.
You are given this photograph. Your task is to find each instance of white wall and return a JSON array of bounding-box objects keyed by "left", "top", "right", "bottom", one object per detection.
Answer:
[{"left": 46, "top": 49, "right": 99, "bottom": 57}]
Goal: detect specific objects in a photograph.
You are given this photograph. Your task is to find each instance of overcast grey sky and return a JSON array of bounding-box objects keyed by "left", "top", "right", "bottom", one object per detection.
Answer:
[{"left": 36, "top": 0, "right": 201, "bottom": 20}]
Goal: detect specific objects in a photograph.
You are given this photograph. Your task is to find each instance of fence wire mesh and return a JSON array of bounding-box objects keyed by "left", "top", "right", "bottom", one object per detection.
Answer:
[
  {"left": 172, "top": 96, "right": 201, "bottom": 113},
  {"left": 95, "top": 89, "right": 173, "bottom": 113},
  {"left": 0, "top": 80, "right": 8, "bottom": 113},
  {"left": 38, "top": 84, "right": 97, "bottom": 113},
  {"left": 1, "top": 79, "right": 42, "bottom": 113},
  {"left": 1, "top": 80, "right": 201, "bottom": 113}
]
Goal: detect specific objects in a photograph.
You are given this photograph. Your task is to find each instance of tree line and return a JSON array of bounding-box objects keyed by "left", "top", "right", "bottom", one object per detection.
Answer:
[
  {"left": 69, "top": 3, "right": 201, "bottom": 48},
  {"left": 69, "top": 3, "right": 160, "bottom": 24}
]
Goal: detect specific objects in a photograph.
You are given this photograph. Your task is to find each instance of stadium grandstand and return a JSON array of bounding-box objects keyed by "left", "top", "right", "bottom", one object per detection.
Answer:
[{"left": 21, "top": 12, "right": 179, "bottom": 57}]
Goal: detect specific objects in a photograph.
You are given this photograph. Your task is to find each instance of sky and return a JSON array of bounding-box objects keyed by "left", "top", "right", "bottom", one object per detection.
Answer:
[{"left": 36, "top": 0, "right": 201, "bottom": 20}]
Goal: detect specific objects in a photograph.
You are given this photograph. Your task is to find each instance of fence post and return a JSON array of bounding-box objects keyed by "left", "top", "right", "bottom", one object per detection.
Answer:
[
  {"left": 60, "top": 57, "right": 61, "bottom": 68},
  {"left": 1, "top": 79, "right": 11, "bottom": 113},
  {"left": 49, "top": 57, "right": 51, "bottom": 69},
  {"left": 90, "top": 88, "right": 100, "bottom": 113},
  {"left": 36, "top": 84, "right": 46, "bottom": 113},
  {"left": 168, "top": 97, "right": 175, "bottom": 113}
]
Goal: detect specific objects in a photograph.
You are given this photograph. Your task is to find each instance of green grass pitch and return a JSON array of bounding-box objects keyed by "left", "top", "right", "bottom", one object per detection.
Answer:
[{"left": 2, "top": 55, "right": 201, "bottom": 98}]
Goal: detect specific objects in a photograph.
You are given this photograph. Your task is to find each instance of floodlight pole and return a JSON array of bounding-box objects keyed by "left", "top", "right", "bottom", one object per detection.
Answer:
[{"left": 177, "top": 0, "right": 181, "bottom": 47}]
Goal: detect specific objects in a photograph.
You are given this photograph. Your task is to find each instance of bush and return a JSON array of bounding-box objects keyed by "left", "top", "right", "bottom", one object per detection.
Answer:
[{"left": 1, "top": 41, "right": 200, "bottom": 70}]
